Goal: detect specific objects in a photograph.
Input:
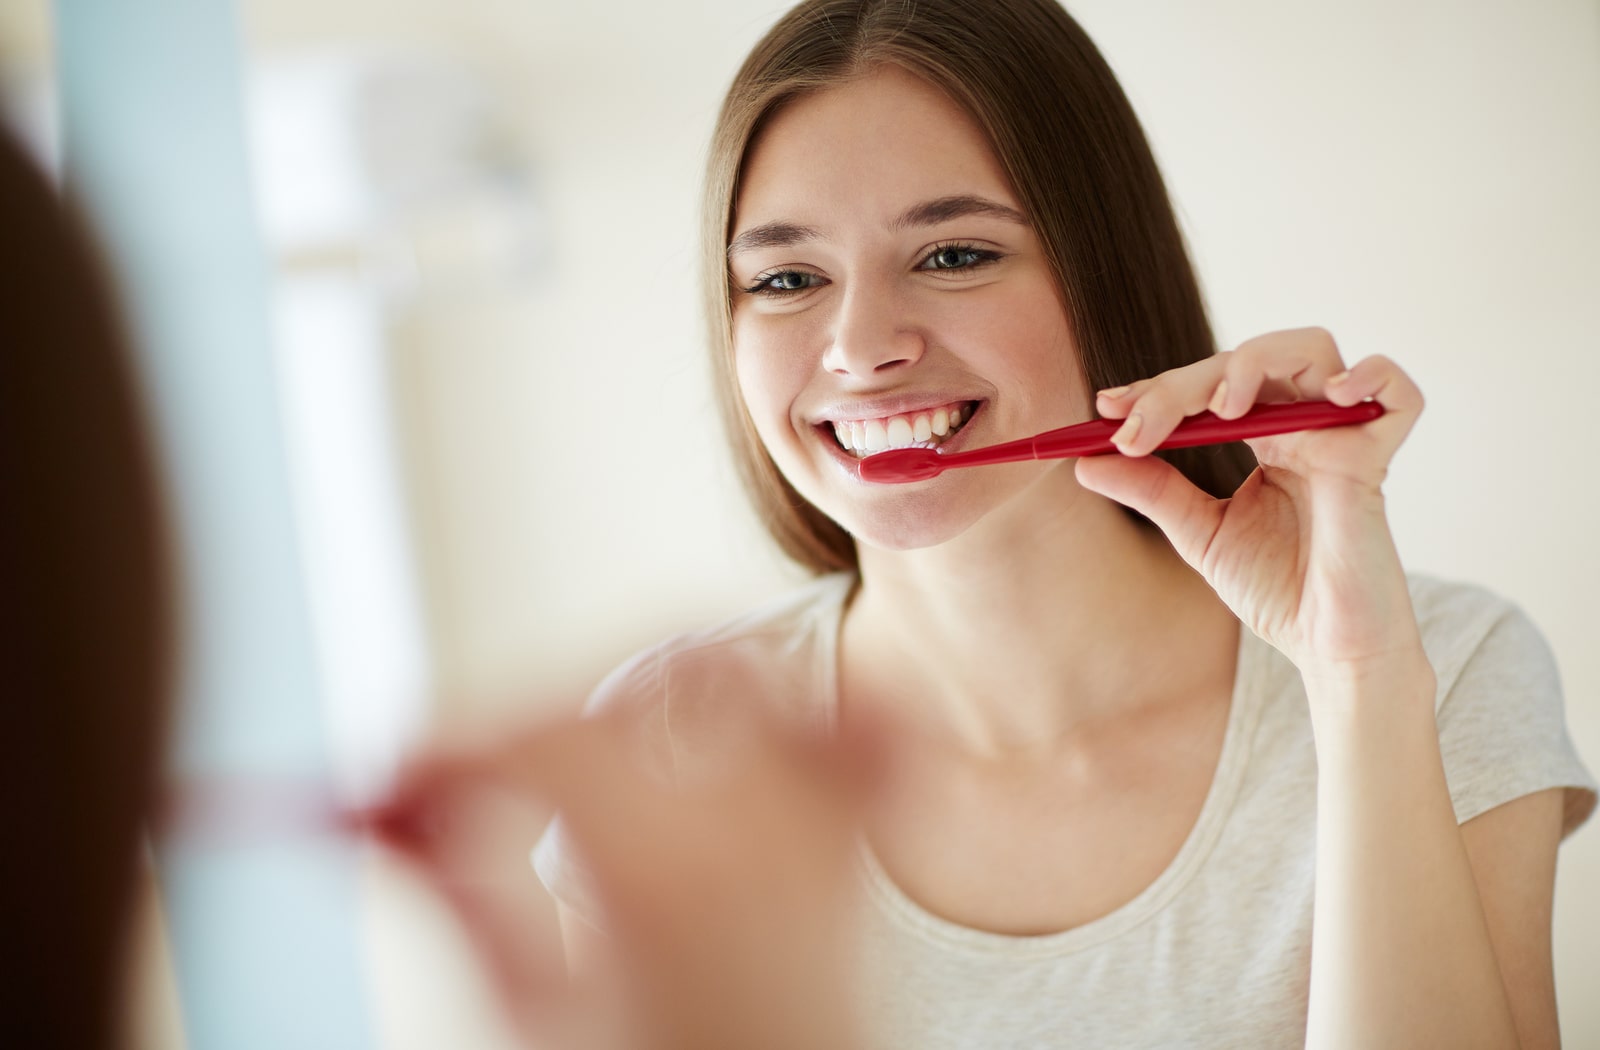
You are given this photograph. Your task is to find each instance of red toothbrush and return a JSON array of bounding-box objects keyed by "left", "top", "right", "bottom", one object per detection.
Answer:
[{"left": 857, "top": 399, "right": 1384, "bottom": 484}]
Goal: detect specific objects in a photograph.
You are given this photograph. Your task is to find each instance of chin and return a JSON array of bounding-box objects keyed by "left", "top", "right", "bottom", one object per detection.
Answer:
[
  {"left": 823, "top": 459, "right": 1083, "bottom": 557},
  {"left": 834, "top": 498, "right": 987, "bottom": 553}
]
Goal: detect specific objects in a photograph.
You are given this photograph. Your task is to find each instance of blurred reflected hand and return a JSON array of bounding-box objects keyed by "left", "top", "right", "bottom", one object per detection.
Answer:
[{"left": 367, "top": 708, "right": 881, "bottom": 1050}]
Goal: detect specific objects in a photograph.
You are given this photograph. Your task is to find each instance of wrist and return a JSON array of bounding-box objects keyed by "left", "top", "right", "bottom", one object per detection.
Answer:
[
  {"left": 1301, "top": 649, "right": 1449, "bottom": 815},
  {"left": 1299, "top": 653, "right": 1440, "bottom": 768},
  {"left": 1300, "top": 648, "right": 1437, "bottom": 730}
]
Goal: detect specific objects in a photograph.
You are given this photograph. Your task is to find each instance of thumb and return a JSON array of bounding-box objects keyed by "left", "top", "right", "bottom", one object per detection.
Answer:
[{"left": 1074, "top": 453, "right": 1223, "bottom": 570}]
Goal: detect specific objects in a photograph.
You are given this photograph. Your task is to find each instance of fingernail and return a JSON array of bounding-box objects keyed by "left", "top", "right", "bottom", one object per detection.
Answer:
[
  {"left": 1207, "top": 380, "right": 1229, "bottom": 415},
  {"left": 1098, "top": 385, "right": 1131, "bottom": 399},
  {"left": 1113, "top": 412, "right": 1142, "bottom": 448},
  {"left": 1327, "top": 370, "right": 1350, "bottom": 385}
]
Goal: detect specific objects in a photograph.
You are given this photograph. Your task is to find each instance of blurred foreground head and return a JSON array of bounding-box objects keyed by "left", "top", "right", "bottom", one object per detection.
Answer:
[{"left": 0, "top": 125, "right": 173, "bottom": 1048}]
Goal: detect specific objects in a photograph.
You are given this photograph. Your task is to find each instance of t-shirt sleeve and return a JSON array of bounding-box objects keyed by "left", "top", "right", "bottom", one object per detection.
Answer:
[
  {"left": 530, "top": 647, "right": 671, "bottom": 930},
  {"left": 1428, "top": 587, "right": 1597, "bottom": 838}
]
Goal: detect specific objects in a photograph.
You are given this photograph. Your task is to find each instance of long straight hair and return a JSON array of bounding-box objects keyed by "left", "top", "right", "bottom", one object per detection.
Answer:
[{"left": 703, "top": 0, "right": 1256, "bottom": 575}]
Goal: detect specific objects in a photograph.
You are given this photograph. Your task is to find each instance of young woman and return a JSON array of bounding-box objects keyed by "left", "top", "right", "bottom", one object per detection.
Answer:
[{"left": 531, "top": 1, "right": 1596, "bottom": 1046}]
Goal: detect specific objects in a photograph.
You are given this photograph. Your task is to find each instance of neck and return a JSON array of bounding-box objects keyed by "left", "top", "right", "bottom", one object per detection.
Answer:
[{"left": 841, "top": 466, "right": 1236, "bottom": 757}]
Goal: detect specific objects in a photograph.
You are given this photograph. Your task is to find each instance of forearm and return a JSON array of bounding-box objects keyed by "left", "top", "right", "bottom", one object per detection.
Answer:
[{"left": 1304, "top": 656, "right": 1520, "bottom": 1050}]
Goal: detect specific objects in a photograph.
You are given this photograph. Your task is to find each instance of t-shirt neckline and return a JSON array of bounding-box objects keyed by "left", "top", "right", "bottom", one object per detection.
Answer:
[{"left": 815, "top": 581, "right": 1265, "bottom": 959}]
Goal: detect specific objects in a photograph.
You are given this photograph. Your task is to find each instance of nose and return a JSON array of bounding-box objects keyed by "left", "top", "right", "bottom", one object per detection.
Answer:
[{"left": 820, "top": 284, "right": 926, "bottom": 377}]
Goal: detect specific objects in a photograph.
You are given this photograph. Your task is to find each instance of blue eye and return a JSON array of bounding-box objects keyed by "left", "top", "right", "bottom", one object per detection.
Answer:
[
  {"left": 745, "top": 270, "right": 823, "bottom": 296},
  {"left": 921, "top": 243, "right": 997, "bottom": 271}
]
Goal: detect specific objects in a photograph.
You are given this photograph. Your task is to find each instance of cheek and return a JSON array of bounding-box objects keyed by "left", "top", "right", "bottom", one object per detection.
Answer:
[
  {"left": 732, "top": 355, "right": 797, "bottom": 480},
  {"left": 733, "top": 321, "right": 814, "bottom": 438},
  {"left": 733, "top": 360, "right": 781, "bottom": 456},
  {"left": 731, "top": 338, "right": 773, "bottom": 432},
  {"left": 980, "top": 290, "right": 1087, "bottom": 411}
]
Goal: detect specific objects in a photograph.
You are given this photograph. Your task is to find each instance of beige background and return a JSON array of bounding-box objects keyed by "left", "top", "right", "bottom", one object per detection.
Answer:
[{"left": 4, "top": 0, "right": 1596, "bottom": 1046}]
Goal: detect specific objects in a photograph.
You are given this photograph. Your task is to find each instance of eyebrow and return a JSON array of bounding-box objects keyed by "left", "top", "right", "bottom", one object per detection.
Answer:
[
  {"left": 727, "top": 194, "right": 1029, "bottom": 258},
  {"left": 891, "top": 194, "right": 1028, "bottom": 231},
  {"left": 726, "top": 221, "right": 821, "bottom": 258}
]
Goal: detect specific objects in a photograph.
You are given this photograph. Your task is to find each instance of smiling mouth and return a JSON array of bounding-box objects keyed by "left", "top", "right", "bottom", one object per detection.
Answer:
[{"left": 825, "top": 400, "right": 978, "bottom": 459}]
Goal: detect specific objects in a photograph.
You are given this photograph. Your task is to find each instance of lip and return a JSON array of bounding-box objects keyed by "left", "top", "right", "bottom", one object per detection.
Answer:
[{"left": 810, "top": 397, "right": 986, "bottom": 479}]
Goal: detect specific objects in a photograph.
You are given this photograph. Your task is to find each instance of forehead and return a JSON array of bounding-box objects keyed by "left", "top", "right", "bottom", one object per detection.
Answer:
[{"left": 734, "top": 65, "right": 1019, "bottom": 231}]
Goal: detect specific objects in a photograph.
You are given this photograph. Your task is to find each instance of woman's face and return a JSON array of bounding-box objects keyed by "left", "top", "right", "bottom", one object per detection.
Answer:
[{"left": 729, "top": 65, "right": 1092, "bottom": 552}]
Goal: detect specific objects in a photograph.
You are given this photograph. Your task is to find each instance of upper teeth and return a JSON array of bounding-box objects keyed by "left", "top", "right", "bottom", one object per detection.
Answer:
[{"left": 831, "top": 402, "right": 971, "bottom": 458}]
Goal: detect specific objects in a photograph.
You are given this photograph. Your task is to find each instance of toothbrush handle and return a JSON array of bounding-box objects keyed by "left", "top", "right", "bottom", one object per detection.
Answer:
[{"left": 1031, "top": 399, "right": 1384, "bottom": 459}]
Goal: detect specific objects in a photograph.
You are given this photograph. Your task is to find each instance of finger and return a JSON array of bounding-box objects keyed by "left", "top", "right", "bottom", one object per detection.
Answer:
[
  {"left": 1109, "top": 329, "right": 1353, "bottom": 456},
  {"left": 1075, "top": 453, "right": 1225, "bottom": 571},
  {"left": 1324, "top": 353, "right": 1424, "bottom": 440},
  {"left": 477, "top": 718, "right": 687, "bottom": 897},
  {"left": 370, "top": 754, "right": 577, "bottom": 1038},
  {"left": 359, "top": 750, "right": 484, "bottom": 856},
  {"left": 1104, "top": 357, "right": 1227, "bottom": 456},
  {"left": 1092, "top": 379, "right": 1149, "bottom": 420},
  {"left": 361, "top": 711, "right": 570, "bottom": 846},
  {"left": 419, "top": 850, "right": 572, "bottom": 1017},
  {"left": 472, "top": 714, "right": 641, "bottom": 801},
  {"left": 1210, "top": 328, "right": 1349, "bottom": 419},
  {"left": 1093, "top": 372, "right": 1207, "bottom": 422}
]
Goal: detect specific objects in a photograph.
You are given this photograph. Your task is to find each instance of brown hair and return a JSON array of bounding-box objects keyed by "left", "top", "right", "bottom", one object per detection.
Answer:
[
  {"left": 0, "top": 128, "right": 173, "bottom": 1048},
  {"left": 703, "top": 0, "right": 1256, "bottom": 575}
]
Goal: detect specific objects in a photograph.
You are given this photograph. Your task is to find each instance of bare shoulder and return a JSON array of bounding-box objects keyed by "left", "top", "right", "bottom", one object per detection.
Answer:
[{"left": 583, "top": 574, "right": 855, "bottom": 774}]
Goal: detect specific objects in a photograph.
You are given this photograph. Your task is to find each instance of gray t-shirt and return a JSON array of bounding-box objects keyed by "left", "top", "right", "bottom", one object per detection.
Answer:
[{"left": 534, "top": 573, "right": 1596, "bottom": 1048}]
